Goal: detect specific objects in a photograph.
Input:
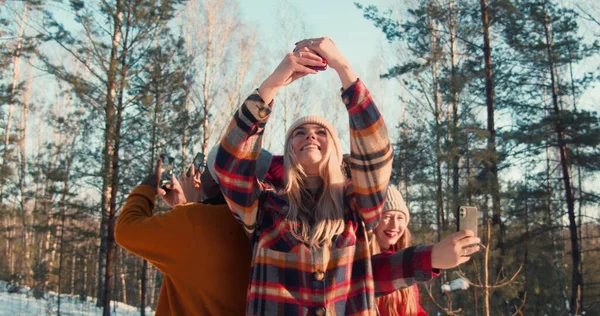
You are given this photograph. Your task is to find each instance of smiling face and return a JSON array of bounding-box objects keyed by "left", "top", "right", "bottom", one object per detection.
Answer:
[
  {"left": 375, "top": 210, "right": 408, "bottom": 250},
  {"left": 289, "top": 124, "right": 329, "bottom": 175}
]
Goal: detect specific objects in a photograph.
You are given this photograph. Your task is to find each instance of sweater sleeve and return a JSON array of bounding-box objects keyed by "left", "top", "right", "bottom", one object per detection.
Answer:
[
  {"left": 115, "top": 185, "right": 194, "bottom": 273},
  {"left": 344, "top": 79, "right": 393, "bottom": 230},
  {"left": 210, "top": 91, "right": 271, "bottom": 235},
  {"left": 372, "top": 245, "right": 438, "bottom": 297}
]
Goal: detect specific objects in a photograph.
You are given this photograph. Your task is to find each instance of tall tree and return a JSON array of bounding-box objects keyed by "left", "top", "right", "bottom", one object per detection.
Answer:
[
  {"left": 0, "top": 1, "right": 42, "bottom": 284},
  {"left": 128, "top": 30, "right": 193, "bottom": 314},
  {"left": 40, "top": 1, "right": 186, "bottom": 313},
  {"left": 501, "top": 0, "right": 600, "bottom": 313}
]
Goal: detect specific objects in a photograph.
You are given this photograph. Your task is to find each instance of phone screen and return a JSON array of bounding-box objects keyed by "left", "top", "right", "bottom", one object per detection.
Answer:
[
  {"left": 159, "top": 154, "right": 175, "bottom": 189},
  {"left": 193, "top": 152, "right": 206, "bottom": 170}
]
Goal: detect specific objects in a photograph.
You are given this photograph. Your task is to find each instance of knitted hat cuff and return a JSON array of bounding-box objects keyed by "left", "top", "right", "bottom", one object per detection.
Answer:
[{"left": 284, "top": 116, "right": 343, "bottom": 162}]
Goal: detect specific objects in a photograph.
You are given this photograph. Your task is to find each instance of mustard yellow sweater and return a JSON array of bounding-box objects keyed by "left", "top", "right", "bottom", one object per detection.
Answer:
[{"left": 115, "top": 185, "right": 251, "bottom": 316}]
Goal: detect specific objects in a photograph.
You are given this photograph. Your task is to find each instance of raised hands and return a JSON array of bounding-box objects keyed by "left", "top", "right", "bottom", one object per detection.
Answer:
[
  {"left": 293, "top": 37, "right": 358, "bottom": 90},
  {"left": 258, "top": 37, "right": 358, "bottom": 105},
  {"left": 258, "top": 49, "right": 326, "bottom": 104},
  {"left": 180, "top": 164, "right": 203, "bottom": 203},
  {"left": 293, "top": 37, "right": 349, "bottom": 71},
  {"left": 268, "top": 50, "right": 324, "bottom": 87},
  {"left": 140, "top": 158, "right": 187, "bottom": 208}
]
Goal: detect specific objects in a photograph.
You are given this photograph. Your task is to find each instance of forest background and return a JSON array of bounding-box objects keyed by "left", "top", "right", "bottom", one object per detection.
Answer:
[{"left": 0, "top": 0, "right": 599, "bottom": 315}]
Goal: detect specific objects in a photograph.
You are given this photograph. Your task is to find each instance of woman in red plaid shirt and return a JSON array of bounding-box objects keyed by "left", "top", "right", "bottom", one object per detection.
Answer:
[
  {"left": 373, "top": 187, "right": 428, "bottom": 316},
  {"left": 210, "top": 37, "right": 480, "bottom": 315}
]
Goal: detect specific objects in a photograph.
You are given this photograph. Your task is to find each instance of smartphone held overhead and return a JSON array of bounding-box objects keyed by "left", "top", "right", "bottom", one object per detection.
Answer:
[
  {"left": 308, "top": 62, "right": 327, "bottom": 71},
  {"left": 193, "top": 152, "right": 206, "bottom": 170},
  {"left": 159, "top": 154, "right": 175, "bottom": 190},
  {"left": 187, "top": 152, "right": 206, "bottom": 176}
]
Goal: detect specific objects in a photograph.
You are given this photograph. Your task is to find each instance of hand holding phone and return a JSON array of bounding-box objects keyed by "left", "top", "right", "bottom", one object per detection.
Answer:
[
  {"left": 185, "top": 152, "right": 206, "bottom": 177},
  {"left": 308, "top": 63, "right": 327, "bottom": 71},
  {"left": 194, "top": 152, "right": 206, "bottom": 171},
  {"left": 308, "top": 53, "right": 327, "bottom": 71},
  {"left": 295, "top": 47, "right": 327, "bottom": 71},
  {"left": 457, "top": 206, "right": 478, "bottom": 236}
]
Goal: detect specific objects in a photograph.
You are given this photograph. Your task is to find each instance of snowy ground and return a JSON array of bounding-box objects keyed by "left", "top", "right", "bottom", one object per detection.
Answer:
[{"left": 0, "top": 281, "right": 154, "bottom": 316}]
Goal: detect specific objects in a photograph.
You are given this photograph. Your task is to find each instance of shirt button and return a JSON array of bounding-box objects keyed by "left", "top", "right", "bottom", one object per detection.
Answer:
[
  {"left": 315, "top": 307, "right": 326, "bottom": 316},
  {"left": 313, "top": 270, "right": 325, "bottom": 281}
]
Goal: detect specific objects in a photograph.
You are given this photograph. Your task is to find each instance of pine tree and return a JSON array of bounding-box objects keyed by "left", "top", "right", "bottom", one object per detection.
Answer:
[
  {"left": 128, "top": 30, "right": 193, "bottom": 314},
  {"left": 40, "top": 1, "right": 187, "bottom": 313},
  {"left": 501, "top": 0, "right": 600, "bottom": 313}
]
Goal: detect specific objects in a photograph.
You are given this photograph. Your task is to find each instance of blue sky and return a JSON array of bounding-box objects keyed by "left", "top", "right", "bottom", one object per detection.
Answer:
[
  {"left": 235, "top": 0, "right": 403, "bottom": 154},
  {"left": 238, "top": 0, "right": 389, "bottom": 70}
]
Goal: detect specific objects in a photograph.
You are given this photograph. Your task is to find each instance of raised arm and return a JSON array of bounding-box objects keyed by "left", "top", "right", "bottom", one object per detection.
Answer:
[
  {"left": 294, "top": 37, "right": 393, "bottom": 230},
  {"left": 372, "top": 230, "right": 481, "bottom": 296},
  {"left": 211, "top": 51, "right": 325, "bottom": 234},
  {"left": 115, "top": 161, "right": 193, "bottom": 272},
  {"left": 343, "top": 79, "right": 393, "bottom": 229},
  {"left": 371, "top": 245, "right": 436, "bottom": 297},
  {"left": 115, "top": 186, "right": 194, "bottom": 272},
  {"left": 210, "top": 92, "right": 271, "bottom": 235}
]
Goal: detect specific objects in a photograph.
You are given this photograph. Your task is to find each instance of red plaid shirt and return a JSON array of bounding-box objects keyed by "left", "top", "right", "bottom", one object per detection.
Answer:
[{"left": 212, "top": 80, "right": 436, "bottom": 315}]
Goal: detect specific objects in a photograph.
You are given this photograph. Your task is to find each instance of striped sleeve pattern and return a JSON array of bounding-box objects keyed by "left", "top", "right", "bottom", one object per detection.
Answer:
[
  {"left": 211, "top": 91, "right": 272, "bottom": 234},
  {"left": 372, "top": 245, "right": 437, "bottom": 297},
  {"left": 344, "top": 79, "right": 394, "bottom": 230}
]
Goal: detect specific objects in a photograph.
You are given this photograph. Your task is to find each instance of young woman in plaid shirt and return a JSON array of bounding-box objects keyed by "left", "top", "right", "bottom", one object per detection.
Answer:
[
  {"left": 373, "top": 187, "right": 428, "bottom": 316},
  {"left": 211, "top": 37, "right": 480, "bottom": 315}
]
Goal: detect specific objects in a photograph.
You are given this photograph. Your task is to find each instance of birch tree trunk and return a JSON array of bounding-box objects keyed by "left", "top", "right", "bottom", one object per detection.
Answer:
[{"left": 97, "top": 1, "right": 123, "bottom": 310}]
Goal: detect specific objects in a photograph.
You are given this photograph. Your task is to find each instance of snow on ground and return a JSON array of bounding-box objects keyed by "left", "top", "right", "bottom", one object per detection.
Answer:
[
  {"left": 440, "top": 277, "right": 470, "bottom": 293},
  {"left": 0, "top": 281, "right": 155, "bottom": 316}
]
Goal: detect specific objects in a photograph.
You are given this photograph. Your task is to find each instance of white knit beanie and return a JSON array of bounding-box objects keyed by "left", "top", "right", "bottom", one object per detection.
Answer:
[
  {"left": 383, "top": 186, "right": 410, "bottom": 224},
  {"left": 284, "top": 116, "right": 343, "bottom": 162}
]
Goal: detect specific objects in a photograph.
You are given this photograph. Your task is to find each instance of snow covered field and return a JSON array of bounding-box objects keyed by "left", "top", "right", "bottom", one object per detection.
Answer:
[{"left": 0, "top": 281, "right": 154, "bottom": 316}]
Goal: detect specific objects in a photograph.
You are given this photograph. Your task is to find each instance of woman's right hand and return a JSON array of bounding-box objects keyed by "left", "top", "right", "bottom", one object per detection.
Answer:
[
  {"left": 258, "top": 49, "right": 325, "bottom": 103},
  {"left": 431, "top": 230, "right": 481, "bottom": 269}
]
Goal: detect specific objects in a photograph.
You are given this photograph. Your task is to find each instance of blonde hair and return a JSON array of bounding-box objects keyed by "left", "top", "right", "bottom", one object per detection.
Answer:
[
  {"left": 371, "top": 229, "right": 419, "bottom": 315},
  {"left": 283, "top": 129, "right": 346, "bottom": 248}
]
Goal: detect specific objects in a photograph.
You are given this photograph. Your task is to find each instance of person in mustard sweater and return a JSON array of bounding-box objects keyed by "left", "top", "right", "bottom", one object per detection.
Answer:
[{"left": 115, "top": 150, "right": 281, "bottom": 316}]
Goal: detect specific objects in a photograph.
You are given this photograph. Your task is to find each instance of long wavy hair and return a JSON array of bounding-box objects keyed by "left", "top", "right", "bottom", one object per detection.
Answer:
[
  {"left": 283, "top": 129, "right": 346, "bottom": 248},
  {"left": 371, "top": 228, "right": 419, "bottom": 315}
]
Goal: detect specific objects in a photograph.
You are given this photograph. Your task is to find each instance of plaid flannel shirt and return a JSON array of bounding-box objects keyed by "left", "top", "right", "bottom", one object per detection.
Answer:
[{"left": 212, "top": 80, "right": 436, "bottom": 316}]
